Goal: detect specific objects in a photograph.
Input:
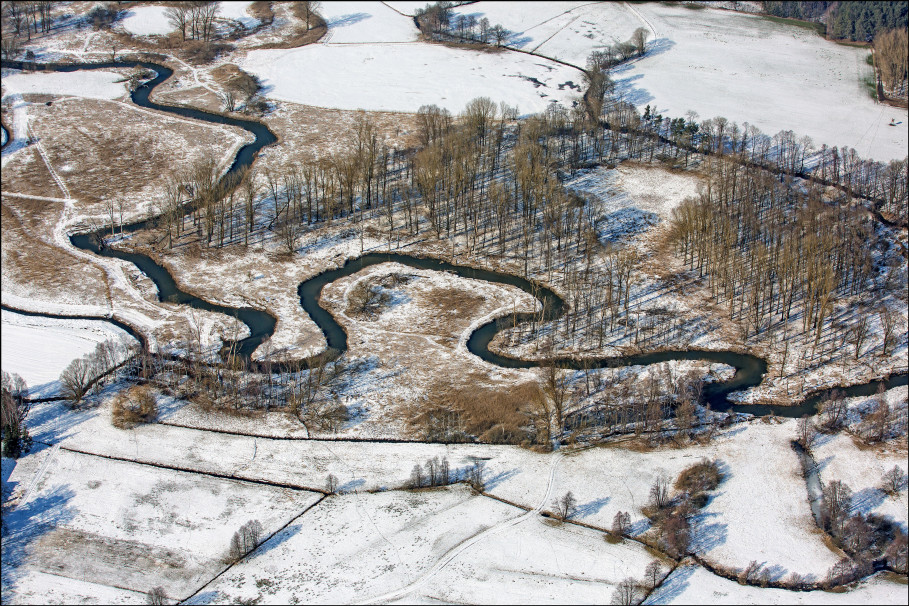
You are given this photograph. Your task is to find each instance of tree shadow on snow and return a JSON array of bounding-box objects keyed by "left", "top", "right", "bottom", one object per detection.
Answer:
[
  {"left": 1, "top": 485, "right": 77, "bottom": 600},
  {"left": 645, "top": 564, "right": 696, "bottom": 604},
  {"left": 339, "top": 478, "right": 366, "bottom": 493},
  {"left": 851, "top": 487, "right": 886, "bottom": 516},
  {"left": 482, "top": 468, "right": 520, "bottom": 491},
  {"left": 574, "top": 496, "right": 610, "bottom": 518},
  {"left": 327, "top": 13, "right": 370, "bottom": 29},
  {"left": 689, "top": 512, "right": 727, "bottom": 553}
]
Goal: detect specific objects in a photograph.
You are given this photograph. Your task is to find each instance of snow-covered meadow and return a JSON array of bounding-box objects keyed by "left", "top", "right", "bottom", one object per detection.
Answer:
[
  {"left": 240, "top": 43, "right": 580, "bottom": 115},
  {"left": 1, "top": 310, "right": 137, "bottom": 398}
]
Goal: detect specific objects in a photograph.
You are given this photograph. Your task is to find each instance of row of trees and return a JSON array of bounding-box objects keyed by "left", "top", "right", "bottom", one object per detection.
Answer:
[
  {"left": 164, "top": 1, "right": 221, "bottom": 42},
  {"left": 874, "top": 27, "right": 908, "bottom": 98},
  {"left": 3, "top": 1, "right": 54, "bottom": 39},
  {"left": 414, "top": 2, "right": 510, "bottom": 47}
]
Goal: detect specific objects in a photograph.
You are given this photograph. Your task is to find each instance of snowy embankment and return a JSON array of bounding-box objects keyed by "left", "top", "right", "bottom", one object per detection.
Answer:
[
  {"left": 240, "top": 43, "right": 580, "bottom": 115},
  {"left": 218, "top": 0, "right": 259, "bottom": 30},
  {"left": 1, "top": 309, "right": 138, "bottom": 398},
  {"left": 646, "top": 564, "right": 907, "bottom": 605}
]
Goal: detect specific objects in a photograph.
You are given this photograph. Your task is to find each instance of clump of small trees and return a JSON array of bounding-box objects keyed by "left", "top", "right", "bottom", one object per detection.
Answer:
[
  {"left": 641, "top": 460, "right": 723, "bottom": 559},
  {"left": 819, "top": 477, "right": 905, "bottom": 579},
  {"left": 409, "top": 456, "right": 452, "bottom": 488},
  {"left": 225, "top": 519, "right": 264, "bottom": 563},
  {"left": 415, "top": 2, "right": 510, "bottom": 47}
]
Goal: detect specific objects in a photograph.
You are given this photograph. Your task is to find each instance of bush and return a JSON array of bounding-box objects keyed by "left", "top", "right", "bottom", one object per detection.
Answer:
[
  {"left": 111, "top": 385, "right": 158, "bottom": 429},
  {"left": 675, "top": 458, "right": 722, "bottom": 495}
]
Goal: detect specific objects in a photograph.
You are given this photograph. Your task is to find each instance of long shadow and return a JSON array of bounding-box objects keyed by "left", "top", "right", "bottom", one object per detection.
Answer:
[{"left": 1, "top": 485, "right": 77, "bottom": 600}]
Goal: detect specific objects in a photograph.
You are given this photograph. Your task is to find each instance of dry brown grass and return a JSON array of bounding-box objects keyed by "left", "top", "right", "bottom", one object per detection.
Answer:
[
  {"left": 22, "top": 97, "right": 248, "bottom": 220},
  {"left": 253, "top": 103, "right": 420, "bottom": 176},
  {"left": 1, "top": 202, "right": 111, "bottom": 306},
  {"left": 415, "top": 379, "right": 539, "bottom": 443},
  {"left": 1, "top": 146, "right": 66, "bottom": 200}
]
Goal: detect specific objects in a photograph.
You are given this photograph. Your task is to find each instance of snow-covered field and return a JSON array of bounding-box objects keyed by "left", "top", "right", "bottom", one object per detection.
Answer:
[
  {"left": 0, "top": 70, "right": 128, "bottom": 101},
  {"left": 619, "top": 3, "right": 907, "bottom": 161},
  {"left": 451, "top": 1, "right": 643, "bottom": 66},
  {"left": 120, "top": 5, "right": 173, "bottom": 37},
  {"left": 1, "top": 309, "right": 137, "bottom": 398},
  {"left": 241, "top": 42, "right": 580, "bottom": 115},
  {"left": 2, "top": 448, "right": 320, "bottom": 601},
  {"left": 321, "top": 0, "right": 418, "bottom": 43}
]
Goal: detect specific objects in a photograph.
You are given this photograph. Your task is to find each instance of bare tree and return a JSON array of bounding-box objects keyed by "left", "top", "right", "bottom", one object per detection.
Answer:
[
  {"left": 644, "top": 559, "right": 663, "bottom": 589},
  {"left": 60, "top": 356, "right": 96, "bottom": 404},
  {"left": 410, "top": 463, "right": 425, "bottom": 489},
  {"left": 632, "top": 27, "right": 649, "bottom": 56},
  {"left": 467, "top": 460, "right": 485, "bottom": 491},
  {"left": 1, "top": 372, "right": 31, "bottom": 458},
  {"left": 611, "top": 577, "right": 640, "bottom": 605},
  {"left": 821, "top": 480, "right": 853, "bottom": 538},
  {"left": 649, "top": 474, "right": 671, "bottom": 510},
  {"left": 146, "top": 586, "right": 167, "bottom": 605},
  {"left": 326, "top": 473, "right": 339, "bottom": 494},
  {"left": 796, "top": 414, "right": 817, "bottom": 448},
  {"left": 612, "top": 510, "right": 631, "bottom": 536},
  {"left": 552, "top": 490, "right": 577, "bottom": 521},
  {"left": 881, "top": 465, "right": 905, "bottom": 495}
]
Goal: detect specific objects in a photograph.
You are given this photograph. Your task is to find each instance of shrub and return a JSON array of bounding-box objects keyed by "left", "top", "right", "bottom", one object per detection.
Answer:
[
  {"left": 111, "top": 385, "right": 158, "bottom": 429},
  {"left": 675, "top": 458, "right": 722, "bottom": 495}
]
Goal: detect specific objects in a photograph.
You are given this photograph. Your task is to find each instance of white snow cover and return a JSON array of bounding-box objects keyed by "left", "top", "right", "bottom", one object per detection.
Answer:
[
  {"left": 240, "top": 43, "right": 581, "bottom": 114},
  {"left": 218, "top": 0, "right": 259, "bottom": 30},
  {"left": 320, "top": 1, "right": 418, "bottom": 43},
  {"left": 0, "top": 70, "right": 128, "bottom": 101},
  {"left": 2, "top": 448, "right": 320, "bottom": 598},
  {"left": 451, "top": 2, "right": 643, "bottom": 66},
  {"left": 620, "top": 3, "right": 907, "bottom": 161},
  {"left": 1, "top": 310, "right": 138, "bottom": 398},
  {"left": 646, "top": 564, "right": 908, "bottom": 604},
  {"left": 812, "top": 386, "right": 909, "bottom": 532},
  {"left": 120, "top": 5, "right": 174, "bottom": 37}
]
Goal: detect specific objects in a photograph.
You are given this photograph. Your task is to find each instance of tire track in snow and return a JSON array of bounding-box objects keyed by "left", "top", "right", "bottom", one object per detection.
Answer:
[
  {"left": 358, "top": 451, "right": 563, "bottom": 605},
  {"left": 624, "top": 1, "right": 658, "bottom": 39},
  {"left": 17, "top": 443, "right": 60, "bottom": 507}
]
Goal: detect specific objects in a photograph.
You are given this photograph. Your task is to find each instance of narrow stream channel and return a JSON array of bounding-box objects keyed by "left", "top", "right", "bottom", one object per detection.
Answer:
[{"left": 2, "top": 59, "right": 906, "bottom": 418}]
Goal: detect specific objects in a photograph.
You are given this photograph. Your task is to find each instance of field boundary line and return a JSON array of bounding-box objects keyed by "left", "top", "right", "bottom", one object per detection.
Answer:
[{"left": 179, "top": 494, "right": 328, "bottom": 604}]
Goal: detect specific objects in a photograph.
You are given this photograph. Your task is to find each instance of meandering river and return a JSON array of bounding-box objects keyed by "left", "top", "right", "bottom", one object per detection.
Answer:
[{"left": 2, "top": 59, "right": 905, "bottom": 418}]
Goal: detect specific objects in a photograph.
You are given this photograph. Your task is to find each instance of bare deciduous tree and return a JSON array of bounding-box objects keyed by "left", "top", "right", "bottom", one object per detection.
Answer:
[
  {"left": 881, "top": 465, "right": 905, "bottom": 495},
  {"left": 552, "top": 490, "right": 577, "bottom": 521},
  {"left": 612, "top": 510, "right": 631, "bottom": 536},
  {"left": 611, "top": 577, "right": 640, "bottom": 605}
]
